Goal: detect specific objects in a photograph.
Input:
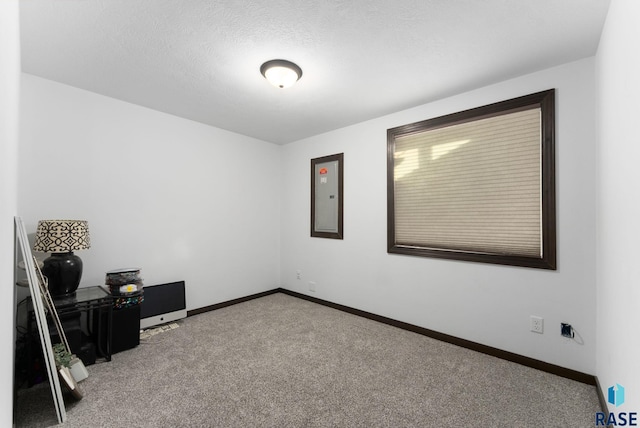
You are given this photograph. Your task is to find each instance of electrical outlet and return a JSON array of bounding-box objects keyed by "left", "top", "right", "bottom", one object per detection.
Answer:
[
  {"left": 296, "top": 270, "right": 301, "bottom": 280},
  {"left": 530, "top": 316, "right": 544, "bottom": 334},
  {"left": 309, "top": 281, "right": 316, "bottom": 292},
  {"left": 561, "top": 323, "right": 574, "bottom": 338}
]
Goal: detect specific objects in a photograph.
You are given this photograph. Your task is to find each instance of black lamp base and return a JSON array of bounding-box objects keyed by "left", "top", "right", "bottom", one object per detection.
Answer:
[{"left": 42, "top": 252, "right": 83, "bottom": 296}]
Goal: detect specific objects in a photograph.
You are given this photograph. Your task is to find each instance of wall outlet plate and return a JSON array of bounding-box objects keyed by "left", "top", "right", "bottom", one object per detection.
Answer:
[
  {"left": 309, "top": 281, "right": 316, "bottom": 292},
  {"left": 530, "top": 316, "right": 544, "bottom": 334}
]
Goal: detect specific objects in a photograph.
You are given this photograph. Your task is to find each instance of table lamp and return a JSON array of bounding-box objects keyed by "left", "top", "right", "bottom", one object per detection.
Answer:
[{"left": 33, "top": 219, "right": 91, "bottom": 296}]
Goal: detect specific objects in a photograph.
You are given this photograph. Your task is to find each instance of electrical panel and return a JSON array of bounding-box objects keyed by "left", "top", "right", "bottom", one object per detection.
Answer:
[{"left": 314, "top": 159, "right": 339, "bottom": 233}]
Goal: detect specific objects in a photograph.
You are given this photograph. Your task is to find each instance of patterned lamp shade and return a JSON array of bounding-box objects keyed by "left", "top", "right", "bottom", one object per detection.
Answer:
[{"left": 33, "top": 220, "right": 91, "bottom": 253}]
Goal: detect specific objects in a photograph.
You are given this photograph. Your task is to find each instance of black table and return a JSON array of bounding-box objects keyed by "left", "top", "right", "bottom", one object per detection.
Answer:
[
  {"left": 50, "top": 286, "right": 113, "bottom": 361},
  {"left": 27, "top": 286, "right": 113, "bottom": 372}
]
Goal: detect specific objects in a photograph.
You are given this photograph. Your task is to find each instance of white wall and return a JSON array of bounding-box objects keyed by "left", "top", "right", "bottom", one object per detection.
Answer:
[
  {"left": 596, "top": 0, "right": 640, "bottom": 412},
  {"left": 19, "top": 74, "right": 281, "bottom": 310},
  {"left": 281, "top": 58, "right": 597, "bottom": 374},
  {"left": 0, "top": 1, "right": 20, "bottom": 424}
]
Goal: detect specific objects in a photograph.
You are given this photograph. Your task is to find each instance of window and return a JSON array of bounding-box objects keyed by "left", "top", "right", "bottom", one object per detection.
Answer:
[{"left": 387, "top": 89, "right": 556, "bottom": 269}]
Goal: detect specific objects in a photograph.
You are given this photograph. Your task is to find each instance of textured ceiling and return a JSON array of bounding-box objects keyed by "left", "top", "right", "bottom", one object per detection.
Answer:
[{"left": 19, "top": 0, "right": 610, "bottom": 144}]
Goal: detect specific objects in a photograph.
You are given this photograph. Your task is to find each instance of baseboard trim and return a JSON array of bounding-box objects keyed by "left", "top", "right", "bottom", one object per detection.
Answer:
[
  {"left": 188, "top": 287, "right": 597, "bottom": 386},
  {"left": 595, "top": 376, "right": 611, "bottom": 424},
  {"left": 186, "top": 289, "right": 280, "bottom": 317},
  {"left": 279, "top": 288, "right": 597, "bottom": 386}
]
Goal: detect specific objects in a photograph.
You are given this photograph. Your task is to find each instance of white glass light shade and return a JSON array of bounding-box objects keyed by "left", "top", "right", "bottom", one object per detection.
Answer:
[{"left": 260, "top": 59, "right": 302, "bottom": 89}]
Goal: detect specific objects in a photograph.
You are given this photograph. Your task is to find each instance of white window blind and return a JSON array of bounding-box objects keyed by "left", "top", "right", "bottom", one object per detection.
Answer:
[{"left": 393, "top": 107, "right": 542, "bottom": 257}]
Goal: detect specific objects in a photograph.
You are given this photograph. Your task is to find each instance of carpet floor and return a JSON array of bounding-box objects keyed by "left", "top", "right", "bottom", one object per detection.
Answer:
[{"left": 15, "top": 292, "right": 601, "bottom": 427}]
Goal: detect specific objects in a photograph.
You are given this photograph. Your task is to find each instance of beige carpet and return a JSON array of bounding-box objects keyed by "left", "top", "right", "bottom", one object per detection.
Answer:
[{"left": 15, "top": 293, "right": 600, "bottom": 427}]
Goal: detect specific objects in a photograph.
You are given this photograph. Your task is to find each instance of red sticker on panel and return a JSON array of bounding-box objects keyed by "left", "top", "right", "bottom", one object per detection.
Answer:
[{"left": 319, "top": 168, "right": 328, "bottom": 175}]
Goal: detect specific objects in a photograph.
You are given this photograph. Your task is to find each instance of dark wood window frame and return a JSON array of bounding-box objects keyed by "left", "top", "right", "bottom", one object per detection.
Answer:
[{"left": 387, "top": 89, "right": 556, "bottom": 269}]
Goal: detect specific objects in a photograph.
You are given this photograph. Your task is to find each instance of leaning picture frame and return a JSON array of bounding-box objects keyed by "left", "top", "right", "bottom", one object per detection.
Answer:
[
  {"left": 15, "top": 217, "right": 67, "bottom": 423},
  {"left": 311, "top": 153, "right": 344, "bottom": 239}
]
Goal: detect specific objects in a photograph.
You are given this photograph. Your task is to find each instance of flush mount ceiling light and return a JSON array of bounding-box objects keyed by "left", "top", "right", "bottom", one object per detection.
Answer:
[{"left": 260, "top": 59, "right": 303, "bottom": 89}]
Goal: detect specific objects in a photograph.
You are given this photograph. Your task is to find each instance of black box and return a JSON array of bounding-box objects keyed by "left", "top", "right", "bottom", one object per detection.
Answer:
[
  {"left": 49, "top": 315, "right": 82, "bottom": 355},
  {"left": 93, "top": 294, "right": 142, "bottom": 355},
  {"left": 78, "top": 339, "right": 96, "bottom": 366},
  {"left": 111, "top": 304, "right": 140, "bottom": 354}
]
